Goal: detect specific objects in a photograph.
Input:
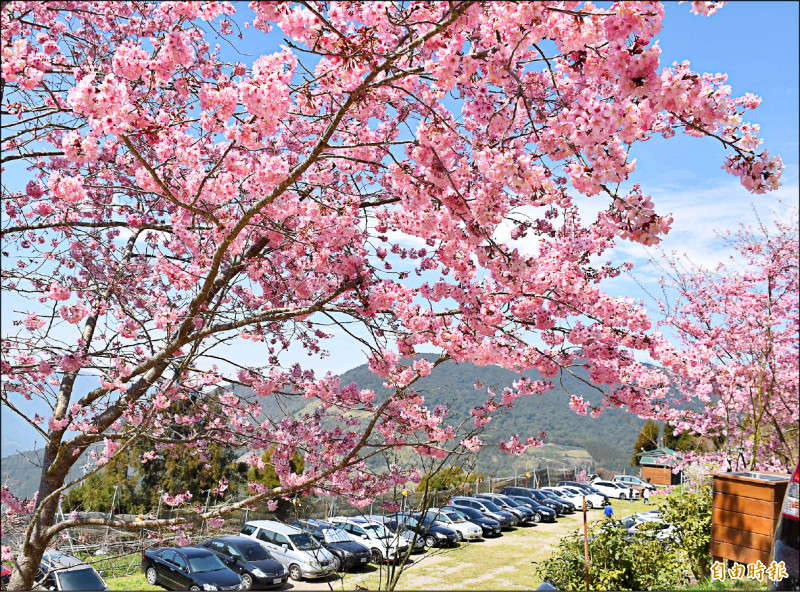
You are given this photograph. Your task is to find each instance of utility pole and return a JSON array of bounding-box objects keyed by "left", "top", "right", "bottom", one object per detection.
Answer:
[{"left": 583, "top": 496, "right": 590, "bottom": 591}]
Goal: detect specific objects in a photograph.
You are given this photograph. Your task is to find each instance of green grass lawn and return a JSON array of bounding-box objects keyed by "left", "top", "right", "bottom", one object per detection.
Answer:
[{"left": 107, "top": 572, "right": 157, "bottom": 591}]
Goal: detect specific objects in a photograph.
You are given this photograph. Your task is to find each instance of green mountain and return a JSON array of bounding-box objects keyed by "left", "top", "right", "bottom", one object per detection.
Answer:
[
  {"left": 2, "top": 357, "right": 644, "bottom": 499},
  {"left": 331, "top": 354, "right": 643, "bottom": 474}
]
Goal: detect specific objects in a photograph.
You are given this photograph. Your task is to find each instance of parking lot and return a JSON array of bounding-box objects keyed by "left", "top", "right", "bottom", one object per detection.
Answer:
[{"left": 107, "top": 499, "right": 649, "bottom": 591}]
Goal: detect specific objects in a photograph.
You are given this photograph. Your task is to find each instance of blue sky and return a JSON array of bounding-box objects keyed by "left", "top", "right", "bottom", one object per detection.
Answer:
[{"left": 2, "top": 2, "right": 798, "bottom": 457}]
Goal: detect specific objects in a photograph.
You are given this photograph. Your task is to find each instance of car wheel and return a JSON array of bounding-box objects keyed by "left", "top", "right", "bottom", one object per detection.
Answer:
[
  {"left": 241, "top": 573, "right": 253, "bottom": 590},
  {"left": 454, "top": 530, "right": 463, "bottom": 542},
  {"left": 424, "top": 535, "right": 437, "bottom": 548},
  {"left": 586, "top": 500, "right": 594, "bottom": 509},
  {"left": 145, "top": 567, "right": 158, "bottom": 586},
  {"left": 532, "top": 512, "right": 541, "bottom": 523},
  {"left": 289, "top": 564, "right": 303, "bottom": 581},
  {"left": 332, "top": 554, "right": 342, "bottom": 572},
  {"left": 190, "top": 586, "right": 201, "bottom": 592},
  {"left": 370, "top": 548, "right": 383, "bottom": 564}
]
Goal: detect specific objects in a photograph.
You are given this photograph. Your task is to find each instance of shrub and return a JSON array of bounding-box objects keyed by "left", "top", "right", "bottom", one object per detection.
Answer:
[
  {"left": 536, "top": 519, "right": 688, "bottom": 591},
  {"left": 656, "top": 476, "right": 713, "bottom": 579}
]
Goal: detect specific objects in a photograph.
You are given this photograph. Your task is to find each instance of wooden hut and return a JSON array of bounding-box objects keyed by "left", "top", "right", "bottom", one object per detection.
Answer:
[{"left": 636, "top": 447, "right": 682, "bottom": 487}]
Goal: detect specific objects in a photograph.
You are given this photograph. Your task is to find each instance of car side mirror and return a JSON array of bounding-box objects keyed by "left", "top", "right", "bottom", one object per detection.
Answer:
[{"left": 281, "top": 544, "right": 289, "bottom": 550}]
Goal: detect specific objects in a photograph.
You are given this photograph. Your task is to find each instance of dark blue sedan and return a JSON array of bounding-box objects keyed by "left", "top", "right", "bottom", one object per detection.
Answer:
[{"left": 142, "top": 546, "right": 242, "bottom": 591}]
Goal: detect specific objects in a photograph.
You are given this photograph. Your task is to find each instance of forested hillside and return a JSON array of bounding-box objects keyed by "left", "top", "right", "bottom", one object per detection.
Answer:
[
  {"left": 333, "top": 354, "right": 643, "bottom": 473},
  {"left": 2, "top": 357, "right": 644, "bottom": 499}
]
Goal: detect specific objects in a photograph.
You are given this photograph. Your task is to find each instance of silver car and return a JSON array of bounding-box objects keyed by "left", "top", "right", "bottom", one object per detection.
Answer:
[{"left": 240, "top": 520, "right": 335, "bottom": 581}]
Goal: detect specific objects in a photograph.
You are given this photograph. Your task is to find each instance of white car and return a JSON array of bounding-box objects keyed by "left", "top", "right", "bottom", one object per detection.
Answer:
[
  {"left": 591, "top": 480, "right": 640, "bottom": 500},
  {"left": 613, "top": 475, "right": 657, "bottom": 491},
  {"left": 620, "top": 513, "right": 678, "bottom": 542},
  {"left": 550, "top": 486, "right": 606, "bottom": 509},
  {"left": 328, "top": 516, "right": 410, "bottom": 564},
  {"left": 423, "top": 508, "right": 483, "bottom": 541},
  {"left": 364, "top": 514, "right": 427, "bottom": 551},
  {"left": 541, "top": 487, "right": 582, "bottom": 509}
]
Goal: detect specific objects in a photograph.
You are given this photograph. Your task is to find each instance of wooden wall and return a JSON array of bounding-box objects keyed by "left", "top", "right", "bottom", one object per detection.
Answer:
[
  {"left": 711, "top": 472, "right": 790, "bottom": 566},
  {"left": 641, "top": 465, "right": 672, "bottom": 487}
]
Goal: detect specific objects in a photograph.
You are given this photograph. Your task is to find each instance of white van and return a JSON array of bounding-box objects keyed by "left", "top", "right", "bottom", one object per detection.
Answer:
[{"left": 240, "top": 520, "right": 335, "bottom": 581}]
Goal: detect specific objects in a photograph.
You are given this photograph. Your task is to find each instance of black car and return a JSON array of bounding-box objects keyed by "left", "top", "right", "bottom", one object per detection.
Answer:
[
  {"left": 769, "top": 462, "right": 799, "bottom": 591},
  {"left": 198, "top": 536, "right": 289, "bottom": 589},
  {"left": 142, "top": 546, "right": 243, "bottom": 591},
  {"left": 291, "top": 518, "right": 372, "bottom": 571},
  {"left": 505, "top": 494, "right": 558, "bottom": 522},
  {"left": 557, "top": 481, "right": 611, "bottom": 505},
  {"left": 442, "top": 505, "right": 503, "bottom": 537},
  {"left": 500, "top": 487, "right": 565, "bottom": 516},
  {"left": 448, "top": 496, "right": 517, "bottom": 528},
  {"left": 475, "top": 493, "right": 535, "bottom": 523},
  {"left": 385, "top": 513, "right": 459, "bottom": 548}
]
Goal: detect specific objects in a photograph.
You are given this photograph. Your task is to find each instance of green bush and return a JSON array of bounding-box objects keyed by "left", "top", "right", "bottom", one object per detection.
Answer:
[
  {"left": 536, "top": 518, "right": 688, "bottom": 591},
  {"left": 655, "top": 477, "right": 713, "bottom": 580}
]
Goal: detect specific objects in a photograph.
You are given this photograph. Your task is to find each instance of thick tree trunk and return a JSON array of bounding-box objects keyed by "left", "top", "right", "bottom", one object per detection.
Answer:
[{"left": 7, "top": 447, "right": 71, "bottom": 590}]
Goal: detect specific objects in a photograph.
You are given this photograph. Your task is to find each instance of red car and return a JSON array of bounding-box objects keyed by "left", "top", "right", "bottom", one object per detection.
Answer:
[{"left": 769, "top": 462, "right": 799, "bottom": 591}]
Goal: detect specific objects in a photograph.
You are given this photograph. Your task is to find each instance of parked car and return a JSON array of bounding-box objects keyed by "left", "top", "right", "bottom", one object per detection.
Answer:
[
  {"left": 328, "top": 516, "right": 410, "bottom": 564},
  {"left": 291, "top": 518, "right": 372, "bottom": 572},
  {"left": 613, "top": 475, "right": 656, "bottom": 491},
  {"left": 541, "top": 487, "right": 583, "bottom": 510},
  {"left": 618, "top": 514, "right": 678, "bottom": 542},
  {"left": 448, "top": 496, "right": 518, "bottom": 528},
  {"left": 548, "top": 486, "right": 605, "bottom": 510},
  {"left": 38, "top": 550, "right": 108, "bottom": 591},
  {"left": 421, "top": 508, "right": 483, "bottom": 541},
  {"left": 239, "top": 520, "right": 335, "bottom": 581},
  {"left": 480, "top": 492, "right": 544, "bottom": 522},
  {"left": 556, "top": 481, "right": 610, "bottom": 505},
  {"left": 499, "top": 486, "right": 566, "bottom": 516},
  {"left": 197, "top": 536, "right": 289, "bottom": 590},
  {"left": 591, "top": 480, "right": 640, "bottom": 500},
  {"left": 475, "top": 493, "right": 535, "bottom": 523},
  {"left": 537, "top": 489, "right": 578, "bottom": 513},
  {"left": 363, "top": 514, "right": 426, "bottom": 553},
  {"left": 142, "top": 546, "right": 243, "bottom": 591},
  {"left": 441, "top": 505, "right": 503, "bottom": 537},
  {"left": 769, "top": 462, "right": 799, "bottom": 591},
  {"left": 389, "top": 513, "right": 459, "bottom": 548},
  {"left": 504, "top": 494, "right": 559, "bottom": 522}
]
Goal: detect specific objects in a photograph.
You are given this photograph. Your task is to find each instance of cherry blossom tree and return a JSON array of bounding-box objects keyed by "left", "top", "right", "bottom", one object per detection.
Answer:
[
  {"left": 0, "top": 1, "right": 783, "bottom": 588},
  {"left": 649, "top": 213, "right": 799, "bottom": 472}
]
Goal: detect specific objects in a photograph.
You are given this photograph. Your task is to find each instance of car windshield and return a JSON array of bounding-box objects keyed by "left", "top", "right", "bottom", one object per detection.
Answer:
[
  {"left": 57, "top": 568, "right": 106, "bottom": 591},
  {"left": 620, "top": 517, "right": 636, "bottom": 528},
  {"left": 450, "top": 506, "right": 480, "bottom": 519},
  {"left": 238, "top": 543, "right": 271, "bottom": 561},
  {"left": 443, "top": 512, "right": 464, "bottom": 523},
  {"left": 323, "top": 528, "right": 352, "bottom": 543},
  {"left": 363, "top": 523, "right": 393, "bottom": 539},
  {"left": 479, "top": 500, "right": 502, "bottom": 512},
  {"left": 500, "top": 497, "right": 520, "bottom": 507},
  {"left": 488, "top": 497, "right": 510, "bottom": 508},
  {"left": 188, "top": 554, "right": 226, "bottom": 573},
  {"left": 289, "top": 533, "right": 321, "bottom": 551}
]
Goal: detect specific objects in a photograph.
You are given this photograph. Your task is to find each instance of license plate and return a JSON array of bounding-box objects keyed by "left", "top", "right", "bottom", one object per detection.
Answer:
[
  {"left": 273, "top": 578, "right": 282, "bottom": 585},
  {"left": 360, "top": 557, "right": 367, "bottom": 562}
]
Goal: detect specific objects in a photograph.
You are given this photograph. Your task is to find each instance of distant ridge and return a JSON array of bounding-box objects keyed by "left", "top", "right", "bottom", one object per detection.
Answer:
[{"left": 2, "top": 357, "right": 643, "bottom": 498}]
